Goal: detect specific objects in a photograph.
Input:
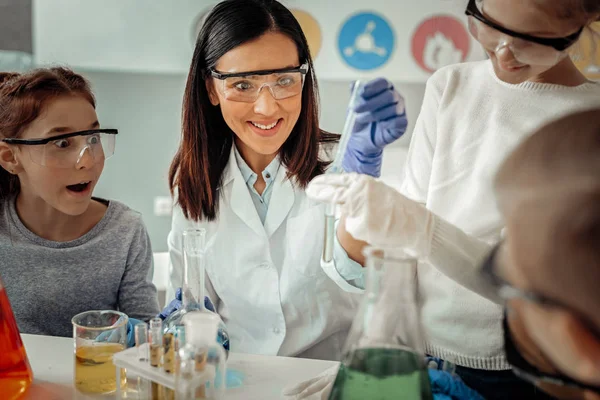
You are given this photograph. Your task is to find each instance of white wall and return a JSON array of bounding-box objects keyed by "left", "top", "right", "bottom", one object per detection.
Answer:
[{"left": 33, "top": 0, "right": 481, "bottom": 81}]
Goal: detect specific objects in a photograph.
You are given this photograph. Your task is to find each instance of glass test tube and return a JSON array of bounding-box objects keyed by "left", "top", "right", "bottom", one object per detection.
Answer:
[
  {"left": 135, "top": 322, "right": 149, "bottom": 362},
  {"left": 163, "top": 333, "right": 175, "bottom": 374},
  {"left": 149, "top": 317, "right": 163, "bottom": 368},
  {"left": 163, "top": 329, "right": 177, "bottom": 398},
  {"left": 195, "top": 348, "right": 208, "bottom": 399},
  {"left": 321, "top": 81, "right": 363, "bottom": 264},
  {"left": 151, "top": 381, "right": 162, "bottom": 400},
  {"left": 322, "top": 203, "right": 336, "bottom": 263}
]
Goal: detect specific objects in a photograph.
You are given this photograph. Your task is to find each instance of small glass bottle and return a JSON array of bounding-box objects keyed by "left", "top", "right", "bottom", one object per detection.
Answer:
[
  {"left": 175, "top": 312, "right": 227, "bottom": 400},
  {"left": 328, "top": 247, "right": 433, "bottom": 400}
]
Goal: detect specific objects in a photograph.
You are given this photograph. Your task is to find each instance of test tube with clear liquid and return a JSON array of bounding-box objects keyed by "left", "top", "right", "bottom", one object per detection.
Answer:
[
  {"left": 322, "top": 80, "right": 364, "bottom": 263},
  {"left": 135, "top": 322, "right": 149, "bottom": 362}
]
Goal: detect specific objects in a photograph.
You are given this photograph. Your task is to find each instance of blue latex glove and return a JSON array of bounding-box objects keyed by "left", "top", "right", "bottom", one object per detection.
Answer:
[
  {"left": 342, "top": 77, "right": 408, "bottom": 177},
  {"left": 160, "top": 288, "right": 229, "bottom": 353},
  {"left": 126, "top": 318, "right": 144, "bottom": 348},
  {"left": 158, "top": 287, "right": 216, "bottom": 320},
  {"left": 96, "top": 316, "right": 143, "bottom": 348},
  {"left": 429, "top": 369, "right": 485, "bottom": 400}
]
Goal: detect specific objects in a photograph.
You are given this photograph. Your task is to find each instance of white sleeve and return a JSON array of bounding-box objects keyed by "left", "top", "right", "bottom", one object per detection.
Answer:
[
  {"left": 427, "top": 217, "right": 503, "bottom": 304},
  {"left": 400, "top": 73, "right": 502, "bottom": 304},
  {"left": 399, "top": 75, "right": 440, "bottom": 203},
  {"left": 167, "top": 203, "right": 220, "bottom": 307},
  {"left": 321, "top": 77, "right": 443, "bottom": 296}
]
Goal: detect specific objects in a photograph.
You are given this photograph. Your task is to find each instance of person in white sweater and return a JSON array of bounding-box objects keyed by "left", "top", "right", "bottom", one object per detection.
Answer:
[{"left": 308, "top": 0, "right": 600, "bottom": 398}]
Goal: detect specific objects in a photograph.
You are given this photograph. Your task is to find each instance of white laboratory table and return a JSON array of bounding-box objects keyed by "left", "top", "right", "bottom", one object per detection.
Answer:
[{"left": 20, "top": 334, "right": 337, "bottom": 400}]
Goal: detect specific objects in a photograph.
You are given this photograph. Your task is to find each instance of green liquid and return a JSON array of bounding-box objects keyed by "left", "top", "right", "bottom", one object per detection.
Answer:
[{"left": 328, "top": 348, "right": 433, "bottom": 400}]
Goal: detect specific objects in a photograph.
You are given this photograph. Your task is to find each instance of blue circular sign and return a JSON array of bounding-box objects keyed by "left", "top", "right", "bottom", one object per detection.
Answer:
[{"left": 337, "top": 12, "right": 395, "bottom": 70}]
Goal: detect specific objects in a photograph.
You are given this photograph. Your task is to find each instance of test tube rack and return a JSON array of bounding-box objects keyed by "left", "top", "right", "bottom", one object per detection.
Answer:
[{"left": 112, "top": 343, "right": 214, "bottom": 393}]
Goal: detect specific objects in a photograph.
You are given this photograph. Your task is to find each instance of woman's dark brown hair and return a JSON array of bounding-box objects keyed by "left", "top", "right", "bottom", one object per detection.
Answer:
[
  {"left": 0, "top": 67, "right": 95, "bottom": 200},
  {"left": 169, "top": 0, "right": 337, "bottom": 222}
]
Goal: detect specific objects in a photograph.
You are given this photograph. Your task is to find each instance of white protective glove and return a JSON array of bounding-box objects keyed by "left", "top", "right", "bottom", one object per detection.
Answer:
[
  {"left": 306, "top": 173, "right": 435, "bottom": 257},
  {"left": 282, "top": 365, "right": 338, "bottom": 399}
]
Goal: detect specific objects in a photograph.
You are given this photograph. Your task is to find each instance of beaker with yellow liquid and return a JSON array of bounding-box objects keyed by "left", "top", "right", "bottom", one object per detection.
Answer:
[{"left": 72, "top": 310, "right": 128, "bottom": 394}]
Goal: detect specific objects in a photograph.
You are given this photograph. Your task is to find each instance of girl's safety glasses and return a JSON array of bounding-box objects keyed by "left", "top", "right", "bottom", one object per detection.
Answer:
[
  {"left": 2, "top": 129, "right": 117, "bottom": 169},
  {"left": 465, "top": 0, "right": 583, "bottom": 66}
]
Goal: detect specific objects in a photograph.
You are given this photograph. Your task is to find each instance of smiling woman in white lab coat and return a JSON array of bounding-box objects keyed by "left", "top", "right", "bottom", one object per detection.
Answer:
[{"left": 166, "top": 0, "right": 406, "bottom": 360}]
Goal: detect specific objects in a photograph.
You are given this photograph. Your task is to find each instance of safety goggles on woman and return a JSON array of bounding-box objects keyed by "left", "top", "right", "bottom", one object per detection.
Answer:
[
  {"left": 465, "top": 0, "right": 583, "bottom": 67},
  {"left": 2, "top": 129, "right": 117, "bottom": 169},
  {"left": 209, "top": 63, "right": 309, "bottom": 103}
]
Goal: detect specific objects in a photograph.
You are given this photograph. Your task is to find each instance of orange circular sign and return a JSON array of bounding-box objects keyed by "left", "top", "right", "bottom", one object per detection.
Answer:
[
  {"left": 570, "top": 22, "right": 600, "bottom": 80},
  {"left": 291, "top": 9, "right": 322, "bottom": 59},
  {"left": 411, "top": 15, "right": 471, "bottom": 74}
]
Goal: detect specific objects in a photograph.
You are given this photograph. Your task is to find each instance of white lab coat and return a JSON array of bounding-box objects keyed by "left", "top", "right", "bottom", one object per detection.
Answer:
[{"left": 168, "top": 145, "right": 361, "bottom": 360}]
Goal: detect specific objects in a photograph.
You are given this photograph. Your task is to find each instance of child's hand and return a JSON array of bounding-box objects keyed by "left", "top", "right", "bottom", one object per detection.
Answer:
[
  {"left": 95, "top": 315, "right": 141, "bottom": 348},
  {"left": 158, "top": 288, "right": 183, "bottom": 320},
  {"left": 158, "top": 288, "right": 217, "bottom": 320}
]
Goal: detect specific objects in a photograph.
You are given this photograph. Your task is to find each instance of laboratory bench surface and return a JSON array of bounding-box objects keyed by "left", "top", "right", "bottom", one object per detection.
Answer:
[{"left": 19, "top": 333, "right": 337, "bottom": 399}]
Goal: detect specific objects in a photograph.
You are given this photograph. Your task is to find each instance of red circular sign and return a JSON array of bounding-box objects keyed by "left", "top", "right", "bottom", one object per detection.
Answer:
[{"left": 411, "top": 15, "right": 471, "bottom": 74}]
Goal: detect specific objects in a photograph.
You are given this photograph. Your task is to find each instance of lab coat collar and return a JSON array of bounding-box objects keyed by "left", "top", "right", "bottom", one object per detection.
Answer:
[
  {"left": 221, "top": 145, "right": 295, "bottom": 238},
  {"left": 222, "top": 146, "right": 265, "bottom": 238},
  {"left": 233, "top": 146, "right": 281, "bottom": 191},
  {"left": 263, "top": 159, "right": 294, "bottom": 238}
]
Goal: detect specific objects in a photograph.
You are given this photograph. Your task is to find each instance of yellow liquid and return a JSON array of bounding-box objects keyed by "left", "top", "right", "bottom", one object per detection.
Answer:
[{"left": 75, "top": 343, "right": 126, "bottom": 394}]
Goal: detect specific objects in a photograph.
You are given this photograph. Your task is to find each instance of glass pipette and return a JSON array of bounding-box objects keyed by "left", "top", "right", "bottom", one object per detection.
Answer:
[{"left": 322, "top": 80, "right": 363, "bottom": 263}]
